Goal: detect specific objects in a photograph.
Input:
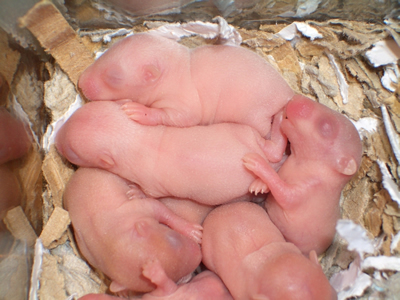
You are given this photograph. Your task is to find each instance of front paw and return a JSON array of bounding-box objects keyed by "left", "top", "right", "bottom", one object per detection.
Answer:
[
  {"left": 126, "top": 183, "right": 147, "bottom": 200},
  {"left": 249, "top": 178, "right": 269, "bottom": 195},
  {"left": 121, "top": 102, "right": 161, "bottom": 126},
  {"left": 187, "top": 223, "right": 203, "bottom": 245}
]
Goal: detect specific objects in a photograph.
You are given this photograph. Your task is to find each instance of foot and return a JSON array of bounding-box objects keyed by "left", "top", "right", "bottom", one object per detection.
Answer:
[
  {"left": 249, "top": 178, "right": 269, "bottom": 195},
  {"left": 121, "top": 102, "right": 169, "bottom": 126},
  {"left": 150, "top": 198, "right": 203, "bottom": 244},
  {"left": 142, "top": 259, "right": 178, "bottom": 296},
  {"left": 257, "top": 109, "right": 287, "bottom": 163},
  {"left": 126, "top": 183, "right": 147, "bottom": 200}
]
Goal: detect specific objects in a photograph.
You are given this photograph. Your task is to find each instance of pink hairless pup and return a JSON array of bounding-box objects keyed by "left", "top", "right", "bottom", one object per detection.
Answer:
[
  {"left": 56, "top": 100, "right": 283, "bottom": 206},
  {"left": 79, "top": 262, "right": 232, "bottom": 300},
  {"left": 78, "top": 33, "right": 294, "bottom": 160},
  {"left": 64, "top": 167, "right": 202, "bottom": 294},
  {"left": 202, "top": 201, "right": 337, "bottom": 300},
  {"left": 243, "top": 95, "right": 363, "bottom": 255}
]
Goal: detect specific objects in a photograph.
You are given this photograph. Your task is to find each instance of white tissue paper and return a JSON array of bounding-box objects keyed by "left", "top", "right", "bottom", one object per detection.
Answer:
[
  {"left": 381, "top": 105, "right": 400, "bottom": 165},
  {"left": 43, "top": 95, "right": 84, "bottom": 152},
  {"left": 330, "top": 256, "right": 372, "bottom": 300},
  {"left": 335, "top": 219, "right": 376, "bottom": 257},
  {"left": 350, "top": 117, "right": 380, "bottom": 139},
  {"left": 277, "top": 22, "right": 323, "bottom": 41},
  {"left": 149, "top": 16, "right": 242, "bottom": 46},
  {"left": 327, "top": 53, "right": 349, "bottom": 104},
  {"left": 365, "top": 39, "right": 400, "bottom": 67},
  {"left": 29, "top": 239, "right": 45, "bottom": 300},
  {"left": 377, "top": 160, "right": 400, "bottom": 207}
]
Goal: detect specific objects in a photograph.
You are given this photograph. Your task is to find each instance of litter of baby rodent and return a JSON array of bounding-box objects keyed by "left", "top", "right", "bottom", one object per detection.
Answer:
[{"left": 0, "top": 0, "right": 400, "bottom": 299}]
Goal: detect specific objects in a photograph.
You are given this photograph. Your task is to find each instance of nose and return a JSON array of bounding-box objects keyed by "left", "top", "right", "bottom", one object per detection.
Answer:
[
  {"left": 78, "top": 71, "right": 101, "bottom": 101},
  {"left": 286, "top": 94, "right": 314, "bottom": 119},
  {"left": 55, "top": 130, "right": 83, "bottom": 166}
]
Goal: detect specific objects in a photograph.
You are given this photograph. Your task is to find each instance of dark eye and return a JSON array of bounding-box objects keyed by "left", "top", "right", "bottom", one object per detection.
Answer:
[
  {"left": 318, "top": 118, "right": 338, "bottom": 139},
  {"left": 103, "top": 67, "right": 124, "bottom": 88}
]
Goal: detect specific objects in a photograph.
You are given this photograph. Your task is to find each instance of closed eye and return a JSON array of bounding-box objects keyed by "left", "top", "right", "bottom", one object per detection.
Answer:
[{"left": 317, "top": 118, "right": 338, "bottom": 139}]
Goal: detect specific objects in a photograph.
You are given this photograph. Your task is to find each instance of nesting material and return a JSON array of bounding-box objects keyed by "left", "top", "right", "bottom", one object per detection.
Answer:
[
  {"left": 19, "top": 1, "right": 95, "bottom": 85},
  {"left": 1, "top": 1, "right": 400, "bottom": 299},
  {"left": 4, "top": 206, "right": 37, "bottom": 248},
  {"left": 39, "top": 207, "right": 70, "bottom": 249}
]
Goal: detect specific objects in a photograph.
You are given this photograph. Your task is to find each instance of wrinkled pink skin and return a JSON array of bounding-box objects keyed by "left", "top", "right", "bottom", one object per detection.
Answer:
[
  {"left": 0, "top": 107, "right": 31, "bottom": 164},
  {"left": 56, "top": 101, "right": 284, "bottom": 205},
  {"left": 64, "top": 167, "right": 202, "bottom": 293},
  {"left": 78, "top": 33, "right": 294, "bottom": 156},
  {"left": 160, "top": 198, "right": 214, "bottom": 225},
  {"left": 202, "top": 201, "right": 337, "bottom": 300},
  {"left": 136, "top": 259, "right": 232, "bottom": 300},
  {"left": 79, "top": 262, "right": 232, "bottom": 300},
  {"left": 243, "top": 95, "right": 363, "bottom": 255},
  {"left": 80, "top": 265, "right": 232, "bottom": 300}
]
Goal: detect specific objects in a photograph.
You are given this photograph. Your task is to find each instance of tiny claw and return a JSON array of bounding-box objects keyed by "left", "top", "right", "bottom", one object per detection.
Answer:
[
  {"left": 189, "top": 227, "right": 203, "bottom": 244},
  {"left": 126, "top": 184, "right": 146, "bottom": 200},
  {"left": 193, "top": 224, "right": 204, "bottom": 231},
  {"left": 126, "top": 190, "right": 135, "bottom": 200}
]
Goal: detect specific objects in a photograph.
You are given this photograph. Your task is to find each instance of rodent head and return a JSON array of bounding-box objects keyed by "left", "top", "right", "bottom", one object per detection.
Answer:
[
  {"left": 282, "top": 95, "right": 362, "bottom": 177},
  {"left": 97, "top": 209, "right": 201, "bottom": 293},
  {"left": 55, "top": 102, "right": 120, "bottom": 169},
  {"left": 78, "top": 33, "right": 187, "bottom": 103}
]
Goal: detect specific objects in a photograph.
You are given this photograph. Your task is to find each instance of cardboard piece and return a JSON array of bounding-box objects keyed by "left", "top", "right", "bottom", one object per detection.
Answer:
[
  {"left": 19, "top": 1, "right": 95, "bottom": 86},
  {"left": 4, "top": 206, "right": 37, "bottom": 248}
]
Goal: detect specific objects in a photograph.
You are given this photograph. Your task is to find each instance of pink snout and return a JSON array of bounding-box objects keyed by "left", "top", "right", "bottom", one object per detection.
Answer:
[{"left": 285, "top": 94, "right": 315, "bottom": 120}]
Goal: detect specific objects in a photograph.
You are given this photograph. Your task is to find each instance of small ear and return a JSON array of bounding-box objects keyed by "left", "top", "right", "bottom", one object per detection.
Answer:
[
  {"left": 335, "top": 156, "right": 358, "bottom": 176},
  {"left": 98, "top": 152, "right": 115, "bottom": 169},
  {"left": 309, "top": 250, "right": 320, "bottom": 267},
  {"left": 142, "top": 64, "right": 161, "bottom": 83},
  {"left": 109, "top": 281, "right": 128, "bottom": 293}
]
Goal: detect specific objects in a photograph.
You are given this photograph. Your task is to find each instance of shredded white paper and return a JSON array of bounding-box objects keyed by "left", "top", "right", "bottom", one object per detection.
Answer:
[
  {"left": 391, "top": 231, "right": 400, "bottom": 254},
  {"left": 337, "top": 272, "right": 372, "bottom": 300},
  {"left": 362, "top": 256, "right": 400, "bottom": 271},
  {"left": 330, "top": 256, "right": 372, "bottom": 300},
  {"left": 330, "top": 256, "right": 362, "bottom": 292},
  {"left": 149, "top": 16, "right": 242, "bottom": 46},
  {"left": 29, "top": 239, "right": 45, "bottom": 300},
  {"left": 377, "top": 160, "right": 400, "bottom": 206},
  {"left": 350, "top": 117, "right": 380, "bottom": 139},
  {"left": 335, "top": 219, "right": 375, "bottom": 257},
  {"left": 44, "top": 95, "right": 84, "bottom": 151},
  {"left": 277, "top": 22, "right": 323, "bottom": 41},
  {"left": 365, "top": 39, "right": 400, "bottom": 67},
  {"left": 381, "top": 105, "right": 400, "bottom": 164},
  {"left": 381, "top": 64, "right": 399, "bottom": 92},
  {"left": 328, "top": 53, "right": 349, "bottom": 104},
  {"left": 81, "top": 28, "right": 133, "bottom": 44}
]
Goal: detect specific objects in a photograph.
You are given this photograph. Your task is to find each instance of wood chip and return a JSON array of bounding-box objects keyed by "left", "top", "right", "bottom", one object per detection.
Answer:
[
  {"left": 0, "top": 28, "right": 21, "bottom": 86},
  {"left": 3, "top": 206, "right": 37, "bottom": 247},
  {"left": 39, "top": 207, "right": 71, "bottom": 248},
  {"left": 42, "top": 145, "right": 74, "bottom": 208}
]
